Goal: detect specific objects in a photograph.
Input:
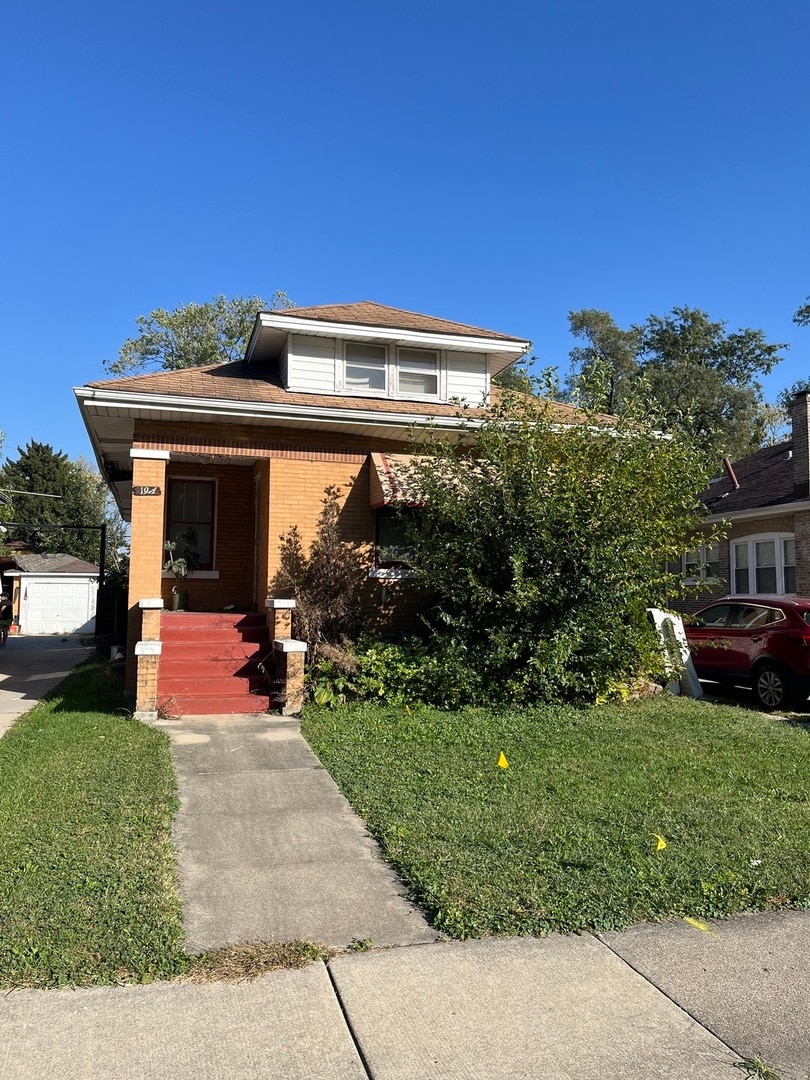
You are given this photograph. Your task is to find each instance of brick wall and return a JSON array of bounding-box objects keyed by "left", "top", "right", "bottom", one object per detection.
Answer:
[
  {"left": 792, "top": 391, "right": 810, "bottom": 497},
  {"left": 130, "top": 420, "right": 426, "bottom": 637},
  {"left": 796, "top": 510, "right": 810, "bottom": 595}
]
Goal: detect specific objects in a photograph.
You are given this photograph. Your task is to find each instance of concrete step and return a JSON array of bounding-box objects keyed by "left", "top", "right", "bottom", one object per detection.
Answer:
[
  {"left": 161, "top": 625, "right": 271, "bottom": 644},
  {"left": 158, "top": 657, "right": 273, "bottom": 680},
  {"left": 161, "top": 612, "right": 267, "bottom": 630},
  {"left": 158, "top": 675, "right": 270, "bottom": 696},
  {"left": 157, "top": 641, "right": 271, "bottom": 662}
]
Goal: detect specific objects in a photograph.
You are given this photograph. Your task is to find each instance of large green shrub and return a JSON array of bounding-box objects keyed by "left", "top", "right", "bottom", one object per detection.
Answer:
[{"left": 399, "top": 384, "right": 721, "bottom": 704}]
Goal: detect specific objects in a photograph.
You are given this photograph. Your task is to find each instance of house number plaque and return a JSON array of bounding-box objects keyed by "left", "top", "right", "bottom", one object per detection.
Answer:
[{"left": 132, "top": 486, "right": 162, "bottom": 496}]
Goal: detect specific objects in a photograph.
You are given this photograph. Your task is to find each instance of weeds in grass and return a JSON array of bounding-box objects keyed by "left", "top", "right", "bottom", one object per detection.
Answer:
[
  {"left": 734, "top": 1056, "right": 786, "bottom": 1080},
  {"left": 181, "top": 941, "right": 331, "bottom": 983}
]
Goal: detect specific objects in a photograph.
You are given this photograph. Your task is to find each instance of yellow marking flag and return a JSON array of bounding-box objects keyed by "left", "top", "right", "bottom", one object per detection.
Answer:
[
  {"left": 653, "top": 834, "right": 667, "bottom": 851},
  {"left": 497, "top": 752, "right": 509, "bottom": 769}
]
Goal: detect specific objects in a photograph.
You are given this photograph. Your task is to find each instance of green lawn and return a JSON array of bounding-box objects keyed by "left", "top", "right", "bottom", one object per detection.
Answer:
[
  {"left": 302, "top": 696, "right": 810, "bottom": 939},
  {"left": 0, "top": 660, "right": 187, "bottom": 987}
]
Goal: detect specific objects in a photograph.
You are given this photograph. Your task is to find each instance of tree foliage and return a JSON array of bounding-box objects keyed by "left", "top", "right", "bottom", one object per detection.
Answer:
[
  {"left": 794, "top": 296, "right": 810, "bottom": 327},
  {"left": 565, "top": 306, "right": 787, "bottom": 460},
  {"left": 104, "top": 292, "right": 294, "bottom": 376},
  {"left": 0, "top": 442, "right": 125, "bottom": 566},
  {"left": 274, "top": 486, "right": 365, "bottom": 658},
  {"left": 402, "top": 385, "right": 722, "bottom": 704}
]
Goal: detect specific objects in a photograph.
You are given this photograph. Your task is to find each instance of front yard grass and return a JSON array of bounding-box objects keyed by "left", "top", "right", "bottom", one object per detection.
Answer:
[
  {"left": 0, "top": 660, "right": 187, "bottom": 988},
  {"left": 302, "top": 696, "right": 810, "bottom": 939}
]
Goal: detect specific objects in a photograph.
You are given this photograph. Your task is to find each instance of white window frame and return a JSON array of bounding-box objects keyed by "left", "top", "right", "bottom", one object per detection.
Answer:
[
  {"left": 681, "top": 542, "right": 721, "bottom": 584},
  {"left": 395, "top": 346, "right": 440, "bottom": 399},
  {"left": 343, "top": 341, "right": 389, "bottom": 395},
  {"left": 340, "top": 341, "right": 445, "bottom": 402},
  {"left": 731, "top": 533, "right": 795, "bottom": 596}
]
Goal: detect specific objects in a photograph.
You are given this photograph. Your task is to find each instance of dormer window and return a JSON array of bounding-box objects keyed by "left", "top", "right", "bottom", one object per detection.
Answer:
[
  {"left": 345, "top": 342, "right": 387, "bottom": 391},
  {"left": 397, "top": 348, "right": 438, "bottom": 397}
]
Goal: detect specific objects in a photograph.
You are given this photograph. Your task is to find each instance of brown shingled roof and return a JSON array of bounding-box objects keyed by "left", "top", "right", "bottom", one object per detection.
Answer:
[
  {"left": 270, "top": 301, "right": 528, "bottom": 343},
  {"left": 86, "top": 360, "right": 597, "bottom": 424}
]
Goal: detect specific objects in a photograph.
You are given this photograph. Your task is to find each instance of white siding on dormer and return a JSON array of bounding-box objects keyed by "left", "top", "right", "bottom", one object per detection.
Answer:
[
  {"left": 446, "top": 351, "right": 488, "bottom": 406},
  {"left": 286, "top": 334, "right": 337, "bottom": 392}
]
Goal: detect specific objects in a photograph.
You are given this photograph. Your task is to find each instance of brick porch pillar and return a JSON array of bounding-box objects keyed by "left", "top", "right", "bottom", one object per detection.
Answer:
[{"left": 126, "top": 450, "right": 169, "bottom": 693}]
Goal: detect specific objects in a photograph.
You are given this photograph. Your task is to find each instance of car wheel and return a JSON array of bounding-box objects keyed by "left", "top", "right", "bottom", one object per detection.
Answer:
[{"left": 753, "top": 663, "right": 792, "bottom": 711}]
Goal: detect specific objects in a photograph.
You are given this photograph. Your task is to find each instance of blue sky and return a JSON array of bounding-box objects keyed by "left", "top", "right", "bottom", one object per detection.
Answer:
[{"left": 1, "top": 0, "right": 808, "bottom": 463}]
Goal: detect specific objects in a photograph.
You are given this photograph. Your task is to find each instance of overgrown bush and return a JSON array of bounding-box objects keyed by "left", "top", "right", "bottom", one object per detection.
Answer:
[
  {"left": 274, "top": 485, "right": 365, "bottom": 660},
  {"left": 395, "top": 380, "right": 721, "bottom": 704}
]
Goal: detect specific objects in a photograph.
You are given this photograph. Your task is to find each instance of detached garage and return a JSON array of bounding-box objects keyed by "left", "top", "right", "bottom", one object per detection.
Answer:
[{"left": 5, "top": 553, "right": 99, "bottom": 636}]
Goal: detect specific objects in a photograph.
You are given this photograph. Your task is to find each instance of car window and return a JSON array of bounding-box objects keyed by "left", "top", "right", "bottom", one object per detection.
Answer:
[
  {"left": 803, "top": 611, "right": 810, "bottom": 627},
  {"left": 691, "top": 604, "right": 733, "bottom": 628},
  {"left": 729, "top": 605, "right": 785, "bottom": 630}
]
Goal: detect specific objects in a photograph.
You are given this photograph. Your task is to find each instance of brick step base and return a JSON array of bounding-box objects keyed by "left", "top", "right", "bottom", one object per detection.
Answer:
[{"left": 157, "top": 692, "right": 272, "bottom": 716}]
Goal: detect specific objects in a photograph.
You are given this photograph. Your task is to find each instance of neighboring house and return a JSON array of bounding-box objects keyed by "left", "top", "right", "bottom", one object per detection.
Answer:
[
  {"left": 75, "top": 301, "right": 535, "bottom": 713},
  {"left": 3, "top": 552, "right": 99, "bottom": 635},
  {"left": 674, "top": 390, "right": 810, "bottom": 611}
]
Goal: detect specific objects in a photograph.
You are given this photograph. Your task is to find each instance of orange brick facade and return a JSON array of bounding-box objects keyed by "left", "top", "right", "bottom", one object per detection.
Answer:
[{"left": 126, "top": 421, "right": 430, "bottom": 692}]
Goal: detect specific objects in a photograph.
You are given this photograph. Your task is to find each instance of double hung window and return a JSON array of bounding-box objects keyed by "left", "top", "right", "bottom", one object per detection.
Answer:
[
  {"left": 683, "top": 542, "right": 720, "bottom": 582},
  {"left": 343, "top": 343, "right": 441, "bottom": 398},
  {"left": 345, "top": 343, "right": 387, "bottom": 392},
  {"left": 732, "top": 535, "right": 795, "bottom": 595},
  {"left": 166, "top": 479, "right": 214, "bottom": 569},
  {"left": 397, "top": 348, "right": 438, "bottom": 396}
]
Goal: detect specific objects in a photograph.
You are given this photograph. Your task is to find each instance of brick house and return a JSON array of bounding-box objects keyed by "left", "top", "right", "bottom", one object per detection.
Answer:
[
  {"left": 675, "top": 390, "right": 810, "bottom": 611},
  {"left": 76, "top": 302, "right": 532, "bottom": 717}
]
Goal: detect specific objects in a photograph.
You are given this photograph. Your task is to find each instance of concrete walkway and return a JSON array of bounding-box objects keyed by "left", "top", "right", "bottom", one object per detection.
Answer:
[
  {"left": 156, "top": 712, "right": 436, "bottom": 951},
  {"left": 6, "top": 912, "right": 809, "bottom": 1079},
  {"left": 0, "top": 635, "right": 90, "bottom": 738}
]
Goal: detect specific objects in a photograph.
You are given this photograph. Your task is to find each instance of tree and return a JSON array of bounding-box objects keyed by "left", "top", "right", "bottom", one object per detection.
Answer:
[
  {"left": 0, "top": 442, "right": 124, "bottom": 566},
  {"left": 104, "top": 291, "right": 294, "bottom": 376},
  {"left": 564, "top": 309, "right": 640, "bottom": 414},
  {"left": 492, "top": 358, "right": 537, "bottom": 395},
  {"left": 794, "top": 296, "right": 810, "bottom": 327},
  {"left": 564, "top": 306, "right": 787, "bottom": 459},
  {"left": 402, "top": 388, "right": 721, "bottom": 705}
]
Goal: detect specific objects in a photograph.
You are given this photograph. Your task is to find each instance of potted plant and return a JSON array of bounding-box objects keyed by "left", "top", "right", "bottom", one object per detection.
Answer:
[{"left": 163, "top": 527, "right": 200, "bottom": 611}]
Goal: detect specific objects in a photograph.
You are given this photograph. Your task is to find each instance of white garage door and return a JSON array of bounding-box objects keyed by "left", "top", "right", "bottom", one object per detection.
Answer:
[{"left": 20, "top": 576, "right": 97, "bottom": 635}]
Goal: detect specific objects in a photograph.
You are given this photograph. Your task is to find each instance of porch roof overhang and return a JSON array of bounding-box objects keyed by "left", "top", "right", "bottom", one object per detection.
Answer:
[
  {"left": 369, "top": 453, "right": 427, "bottom": 509},
  {"left": 75, "top": 386, "right": 480, "bottom": 521}
]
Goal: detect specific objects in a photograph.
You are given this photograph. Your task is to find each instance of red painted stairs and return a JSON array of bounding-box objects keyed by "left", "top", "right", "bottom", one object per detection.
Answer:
[{"left": 157, "top": 612, "right": 276, "bottom": 715}]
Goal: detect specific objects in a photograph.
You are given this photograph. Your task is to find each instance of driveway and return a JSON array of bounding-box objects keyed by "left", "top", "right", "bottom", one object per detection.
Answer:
[{"left": 0, "top": 635, "right": 90, "bottom": 738}]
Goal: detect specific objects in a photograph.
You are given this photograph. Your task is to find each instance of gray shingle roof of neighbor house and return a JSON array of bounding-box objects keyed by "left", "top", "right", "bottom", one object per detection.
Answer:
[
  {"left": 267, "top": 301, "right": 529, "bottom": 343},
  {"left": 701, "top": 440, "right": 798, "bottom": 515},
  {"left": 13, "top": 553, "right": 99, "bottom": 574}
]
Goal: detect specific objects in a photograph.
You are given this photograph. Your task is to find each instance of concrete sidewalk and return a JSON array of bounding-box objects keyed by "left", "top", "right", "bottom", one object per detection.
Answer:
[
  {"left": 0, "top": 635, "right": 90, "bottom": 738},
  {"left": 157, "top": 712, "right": 437, "bottom": 951},
  {"left": 8, "top": 916, "right": 807, "bottom": 1080}
]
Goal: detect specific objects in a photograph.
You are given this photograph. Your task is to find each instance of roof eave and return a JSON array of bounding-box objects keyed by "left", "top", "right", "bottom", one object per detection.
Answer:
[{"left": 248, "top": 311, "right": 530, "bottom": 371}]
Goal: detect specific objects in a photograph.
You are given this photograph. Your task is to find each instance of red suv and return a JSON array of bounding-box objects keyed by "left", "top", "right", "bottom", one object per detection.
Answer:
[{"left": 684, "top": 596, "right": 810, "bottom": 710}]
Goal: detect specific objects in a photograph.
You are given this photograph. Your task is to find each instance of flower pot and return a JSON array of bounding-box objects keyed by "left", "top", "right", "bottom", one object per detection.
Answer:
[{"left": 171, "top": 589, "right": 189, "bottom": 611}]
